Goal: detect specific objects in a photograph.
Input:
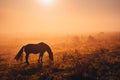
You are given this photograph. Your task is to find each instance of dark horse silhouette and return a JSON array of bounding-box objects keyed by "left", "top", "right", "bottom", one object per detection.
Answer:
[{"left": 15, "top": 42, "right": 54, "bottom": 65}]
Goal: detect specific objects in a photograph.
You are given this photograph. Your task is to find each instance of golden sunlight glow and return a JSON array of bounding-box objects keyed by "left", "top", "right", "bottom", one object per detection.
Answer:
[
  {"left": 37, "top": 0, "right": 55, "bottom": 6},
  {"left": 0, "top": 0, "right": 120, "bottom": 35}
]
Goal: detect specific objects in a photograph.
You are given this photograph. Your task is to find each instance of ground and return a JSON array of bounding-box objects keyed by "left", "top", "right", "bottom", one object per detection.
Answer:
[{"left": 0, "top": 32, "right": 120, "bottom": 80}]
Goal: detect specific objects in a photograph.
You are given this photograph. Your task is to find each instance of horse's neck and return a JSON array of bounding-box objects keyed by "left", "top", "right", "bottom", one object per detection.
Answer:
[{"left": 47, "top": 49, "right": 51, "bottom": 55}]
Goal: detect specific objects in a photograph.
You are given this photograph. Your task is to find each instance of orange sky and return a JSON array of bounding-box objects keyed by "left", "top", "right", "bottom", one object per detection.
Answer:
[{"left": 0, "top": 0, "right": 120, "bottom": 36}]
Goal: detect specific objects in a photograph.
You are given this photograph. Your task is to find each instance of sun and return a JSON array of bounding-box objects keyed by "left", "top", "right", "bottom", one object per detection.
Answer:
[{"left": 37, "top": 0, "right": 55, "bottom": 6}]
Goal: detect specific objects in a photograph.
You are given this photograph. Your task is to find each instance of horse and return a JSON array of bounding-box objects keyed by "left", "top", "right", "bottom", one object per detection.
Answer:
[{"left": 15, "top": 42, "right": 54, "bottom": 65}]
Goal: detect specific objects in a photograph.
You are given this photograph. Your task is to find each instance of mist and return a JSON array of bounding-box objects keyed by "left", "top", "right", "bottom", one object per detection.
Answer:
[{"left": 0, "top": 0, "right": 120, "bottom": 36}]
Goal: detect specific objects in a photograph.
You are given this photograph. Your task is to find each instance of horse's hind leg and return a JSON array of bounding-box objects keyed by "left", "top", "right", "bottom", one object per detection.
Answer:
[
  {"left": 25, "top": 53, "right": 29, "bottom": 65},
  {"left": 38, "top": 54, "right": 41, "bottom": 63}
]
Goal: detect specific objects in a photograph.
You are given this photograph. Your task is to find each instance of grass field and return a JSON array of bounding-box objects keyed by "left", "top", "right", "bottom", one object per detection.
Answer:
[{"left": 0, "top": 32, "right": 120, "bottom": 80}]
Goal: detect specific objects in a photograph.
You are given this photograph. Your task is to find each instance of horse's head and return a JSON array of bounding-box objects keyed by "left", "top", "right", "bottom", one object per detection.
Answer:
[
  {"left": 49, "top": 52, "right": 54, "bottom": 65},
  {"left": 50, "top": 51, "right": 54, "bottom": 61}
]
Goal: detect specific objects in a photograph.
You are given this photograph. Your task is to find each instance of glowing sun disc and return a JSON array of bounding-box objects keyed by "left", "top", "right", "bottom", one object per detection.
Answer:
[{"left": 37, "top": 0, "right": 54, "bottom": 5}]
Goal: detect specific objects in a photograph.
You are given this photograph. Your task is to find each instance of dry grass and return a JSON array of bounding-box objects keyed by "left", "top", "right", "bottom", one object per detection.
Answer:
[{"left": 0, "top": 32, "right": 120, "bottom": 80}]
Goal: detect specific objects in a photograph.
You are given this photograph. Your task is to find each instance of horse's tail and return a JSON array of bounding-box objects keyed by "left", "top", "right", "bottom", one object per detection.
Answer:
[{"left": 15, "top": 46, "right": 24, "bottom": 61}]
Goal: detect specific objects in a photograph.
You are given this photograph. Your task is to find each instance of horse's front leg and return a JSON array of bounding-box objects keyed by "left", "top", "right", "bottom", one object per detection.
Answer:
[
  {"left": 38, "top": 53, "right": 43, "bottom": 64},
  {"left": 40, "top": 56, "right": 43, "bottom": 64}
]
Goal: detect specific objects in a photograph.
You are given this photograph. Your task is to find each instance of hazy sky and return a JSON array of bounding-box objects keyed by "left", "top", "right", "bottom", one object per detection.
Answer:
[{"left": 0, "top": 0, "right": 120, "bottom": 36}]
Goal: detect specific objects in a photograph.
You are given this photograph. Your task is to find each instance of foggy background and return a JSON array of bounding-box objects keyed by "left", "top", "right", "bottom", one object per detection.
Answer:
[{"left": 0, "top": 0, "right": 120, "bottom": 36}]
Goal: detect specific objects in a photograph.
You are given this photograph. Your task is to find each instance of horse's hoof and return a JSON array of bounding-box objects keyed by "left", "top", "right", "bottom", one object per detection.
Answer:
[
  {"left": 41, "top": 62, "right": 43, "bottom": 64},
  {"left": 26, "top": 62, "right": 29, "bottom": 65}
]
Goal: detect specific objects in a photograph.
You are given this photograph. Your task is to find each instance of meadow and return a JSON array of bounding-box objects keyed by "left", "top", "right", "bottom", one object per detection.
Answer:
[{"left": 0, "top": 32, "right": 120, "bottom": 80}]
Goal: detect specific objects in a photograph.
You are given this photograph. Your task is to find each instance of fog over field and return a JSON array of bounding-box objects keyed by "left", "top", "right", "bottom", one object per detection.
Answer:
[
  {"left": 0, "top": 0, "right": 120, "bottom": 80},
  {"left": 0, "top": 0, "right": 120, "bottom": 35},
  {"left": 0, "top": 32, "right": 120, "bottom": 80}
]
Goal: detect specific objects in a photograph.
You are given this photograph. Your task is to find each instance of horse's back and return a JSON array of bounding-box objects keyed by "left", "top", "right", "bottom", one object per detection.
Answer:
[
  {"left": 38, "top": 42, "right": 48, "bottom": 46},
  {"left": 24, "top": 42, "right": 51, "bottom": 53}
]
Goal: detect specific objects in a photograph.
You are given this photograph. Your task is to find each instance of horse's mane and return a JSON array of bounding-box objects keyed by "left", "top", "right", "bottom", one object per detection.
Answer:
[{"left": 38, "top": 42, "right": 47, "bottom": 45}]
